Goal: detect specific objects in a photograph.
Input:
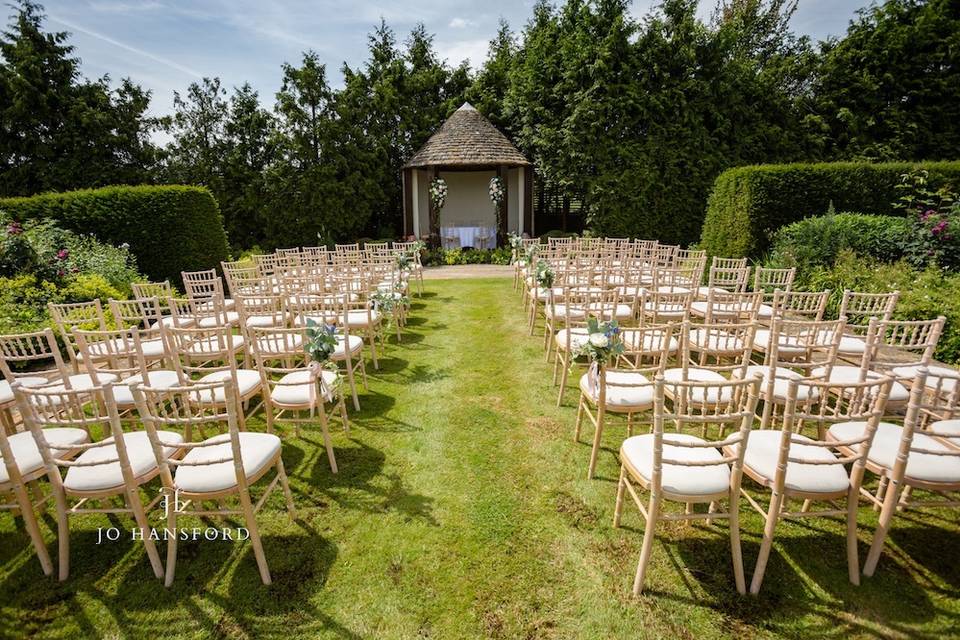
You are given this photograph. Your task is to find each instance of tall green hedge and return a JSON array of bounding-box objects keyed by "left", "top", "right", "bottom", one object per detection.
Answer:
[
  {"left": 0, "top": 185, "right": 229, "bottom": 283},
  {"left": 699, "top": 161, "right": 960, "bottom": 258}
]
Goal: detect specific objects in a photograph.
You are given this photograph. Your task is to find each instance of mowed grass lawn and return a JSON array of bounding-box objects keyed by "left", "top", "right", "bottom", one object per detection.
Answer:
[{"left": 2, "top": 277, "right": 959, "bottom": 639}]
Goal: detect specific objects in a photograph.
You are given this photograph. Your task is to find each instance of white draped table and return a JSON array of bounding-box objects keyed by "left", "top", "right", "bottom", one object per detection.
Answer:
[{"left": 441, "top": 225, "right": 498, "bottom": 249}]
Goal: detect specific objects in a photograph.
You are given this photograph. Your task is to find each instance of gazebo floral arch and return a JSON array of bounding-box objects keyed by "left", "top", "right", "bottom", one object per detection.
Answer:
[{"left": 402, "top": 103, "right": 533, "bottom": 248}]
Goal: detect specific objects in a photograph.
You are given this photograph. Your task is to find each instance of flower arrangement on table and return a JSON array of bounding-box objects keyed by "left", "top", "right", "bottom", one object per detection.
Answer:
[
  {"left": 572, "top": 317, "right": 624, "bottom": 365},
  {"left": 304, "top": 318, "right": 342, "bottom": 390}
]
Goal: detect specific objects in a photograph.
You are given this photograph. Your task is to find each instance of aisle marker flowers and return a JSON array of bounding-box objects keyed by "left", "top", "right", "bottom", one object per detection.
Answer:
[{"left": 304, "top": 319, "right": 342, "bottom": 391}]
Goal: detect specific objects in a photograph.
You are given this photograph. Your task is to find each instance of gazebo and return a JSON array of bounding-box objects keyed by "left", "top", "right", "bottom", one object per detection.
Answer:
[{"left": 402, "top": 103, "right": 533, "bottom": 248}]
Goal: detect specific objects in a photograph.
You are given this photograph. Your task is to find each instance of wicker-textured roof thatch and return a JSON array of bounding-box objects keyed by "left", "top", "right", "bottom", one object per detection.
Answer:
[{"left": 403, "top": 103, "right": 531, "bottom": 169}]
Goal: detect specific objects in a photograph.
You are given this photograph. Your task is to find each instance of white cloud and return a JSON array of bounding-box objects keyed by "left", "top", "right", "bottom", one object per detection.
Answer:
[
  {"left": 435, "top": 38, "right": 488, "bottom": 69},
  {"left": 448, "top": 17, "right": 473, "bottom": 29}
]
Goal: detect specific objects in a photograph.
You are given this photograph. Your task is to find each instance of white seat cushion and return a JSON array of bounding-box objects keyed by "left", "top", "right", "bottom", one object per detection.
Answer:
[
  {"left": 186, "top": 335, "right": 245, "bottom": 356},
  {"left": 151, "top": 315, "right": 191, "bottom": 330},
  {"left": 196, "top": 369, "right": 262, "bottom": 402},
  {"left": 586, "top": 303, "right": 633, "bottom": 320},
  {"left": 545, "top": 304, "right": 586, "bottom": 320},
  {"left": 197, "top": 311, "right": 241, "bottom": 328},
  {"left": 63, "top": 430, "right": 184, "bottom": 492},
  {"left": 245, "top": 313, "right": 285, "bottom": 328},
  {"left": 114, "top": 370, "right": 181, "bottom": 406},
  {"left": 579, "top": 370, "right": 654, "bottom": 409},
  {"left": 641, "top": 302, "right": 687, "bottom": 319},
  {"left": 270, "top": 369, "right": 338, "bottom": 406},
  {"left": 341, "top": 310, "right": 381, "bottom": 326},
  {"left": 622, "top": 433, "right": 730, "bottom": 496},
  {"left": 0, "top": 428, "right": 89, "bottom": 485},
  {"left": 623, "top": 330, "right": 679, "bottom": 354},
  {"left": 928, "top": 419, "right": 960, "bottom": 442},
  {"left": 743, "top": 430, "right": 849, "bottom": 494},
  {"left": 655, "top": 286, "right": 691, "bottom": 294},
  {"left": 690, "top": 300, "right": 752, "bottom": 318},
  {"left": 753, "top": 329, "right": 809, "bottom": 357},
  {"left": 736, "top": 365, "right": 818, "bottom": 401},
  {"left": 812, "top": 366, "right": 909, "bottom": 402},
  {"left": 829, "top": 421, "right": 960, "bottom": 484},
  {"left": 696, "top": 286, "right": 729, "bottom": 297},
  {"left": 891, "top": 365, "right": 958, "bottom": 395},
  {"left": 140, "top": 338, "right": 166, "bottom": 358},
  {"left": 662, "top": 368, "right": 732, "bottom": 404},
  {"left": 555, "top": 328, "right": 589, "bottom": 351},
  {"left": 175, "top": 432, "right": 282, "bottom": 494},
  {"left": 756, "top": 304, "right": 775, "bottom": 319},
  {"left": 333, "top": 334, "right": 364, "bottom": 358},
  {"left": 47, "top": 373, "right": 118, "bottom": 394},
  {"left": 0, "top": 377, "right": 48, "bottom": 404},
  {"left": 689, "top": 328, "right": 745, "bottom": 353},
  {"left": 835, "top": 335, "right": 868, "bottom": 355}
]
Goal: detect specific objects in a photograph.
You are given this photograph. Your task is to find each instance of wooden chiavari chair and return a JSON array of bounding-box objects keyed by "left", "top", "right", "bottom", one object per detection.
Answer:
[
  {"left": 162, "top": 324, "right": 261, "bottom": 430},
  {"left": 131, "top": 379, "right": 295, "bottom": 586},
  {"left": 752, "top": 290, "right": 829, "bottom": 354},
  {"left": 834, "top": 290, "right": 900, "bottom": 357},
  {"left": 182, "top": 268, "right": 236, "bottom": 311},
  {"left": 814, "top": 316, "right": 945, "bottom": 410},
  {"left": 827, "top": 368, "right": 960, "bottom": 579},
  {"left": 576, "top": 323, "right": 676, "bottom": 479},
  {"left": 250, "top": 326, "right": 348, "bottom": 472},
  {"left": 752, "top": 267, "right": 796, "bottom": 319},
  {"left": 1, "top": 381, "right": 90, "bottom": 576},
  {"left": 16, "top": 381, "right": 179, "bottom": 581},
  {"left": 109, "top": 297, "right": 170, "bottom": 362},
  {"left": 47, "top": 300, "right": 108, "bottom": 373},
  {"left": 613, "top": 374, "right": 762, "bottom": 595},
  {"left": 74, "top": 327, "right": 180, "bottom": 416},
  {"left": 739, "top": 374, "right": 893, "bottom": 593}
]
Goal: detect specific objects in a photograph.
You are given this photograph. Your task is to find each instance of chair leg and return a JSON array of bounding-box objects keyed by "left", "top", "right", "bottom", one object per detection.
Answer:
[
  {"left": 164, "top": 507, "right": 179, "bottom": 587},
  {"left": 12, "top": 482, "right": 52, "bottom": 576},
  {"left": 750, "top": 492, "right": 783, "bottom": 595},
  {"left": 128, "top": 489, "right": 163, "bottom": 579},
  {"left": 864, "top": 477, "right": 903, "bottom": 577},
  {"left": 240, "top": 488, "right": 272, "bottom": 586},
  {"left": 729, "top": 493, "right": 746, "bottom": 595},
  {"left": 317, "top": 407, "right": 338, "bottom": 474},
  {"left": 556, "top": 361, "right": 570, "bottom": 407},
  {"left": 587, "top": 408, "right": 605, "bottom": 479},
  {"left": 52, "top": 485, "right": 70, "bottom": 581},
  {"left": 845, "top": 487, "right": 861, "bottom": 586},
  {"left": 613, "top": 465, "right": 626, "bottom": 528},
  {"left": 632, "top": 493, "right": 661, "bottom": 596},
  {"left": 574, "top": 395, "right": 585, "bottom": 442},
  {"left": 338, "top": 394, "right": 350, "bottom": 433},
  {"left": 277, "top": 458, "right": 297, "bottom": 520}
]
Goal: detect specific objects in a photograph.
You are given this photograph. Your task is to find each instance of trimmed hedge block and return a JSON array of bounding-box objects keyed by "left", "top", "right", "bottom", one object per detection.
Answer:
[
  {"left": 0, "top": 185, "right": 229, "bottom": 284},
  {"left": 700, "top": 161, "right": 960, "bottom": 258}
]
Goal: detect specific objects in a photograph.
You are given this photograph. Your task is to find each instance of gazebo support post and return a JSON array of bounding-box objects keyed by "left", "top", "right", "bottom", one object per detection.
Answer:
[{"left": 498, "top": 165, "right": 509, "bottom": 246}]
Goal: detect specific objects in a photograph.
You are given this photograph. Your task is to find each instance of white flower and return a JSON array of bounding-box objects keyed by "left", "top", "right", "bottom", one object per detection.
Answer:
[{"left": 589, "top": 333, "right": 609, "bottom": 348}]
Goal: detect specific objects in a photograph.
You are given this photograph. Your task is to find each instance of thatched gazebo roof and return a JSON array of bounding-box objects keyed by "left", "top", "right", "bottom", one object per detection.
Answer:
[{"left": 403, "top": 103, "right": 531, "bottom": 169}]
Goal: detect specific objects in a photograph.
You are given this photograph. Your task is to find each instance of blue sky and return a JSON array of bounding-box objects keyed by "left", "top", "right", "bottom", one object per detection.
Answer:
[{"left": 33, "top": 0, "right": 867, "bottom": 121}]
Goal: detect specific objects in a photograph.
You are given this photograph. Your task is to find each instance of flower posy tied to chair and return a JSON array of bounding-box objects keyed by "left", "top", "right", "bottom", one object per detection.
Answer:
[
  {"left": 572, "top": 317, "right": 625, "bottom": 387},
  {"left": 371, "top": 285, "right": 408, "bottom": 335},
  {"left": 304, "top": 319, "right": 341, "bottom": 390},
  {"left": 535, "top": 258, "right": 554, "bottom": 288}
]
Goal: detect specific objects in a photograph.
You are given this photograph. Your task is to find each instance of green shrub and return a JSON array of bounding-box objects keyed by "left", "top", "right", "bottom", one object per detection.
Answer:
[
  {"left": 700, "top": 161, "right": 960, "bottom": 258},
  {"left": 767, "top": 212, "right": 911, "bottom": 282},
  {"left": 0, "top": 185, "right": 229, "bottom": 284},
  {"left": 0, "top": 273, "right": 125, "bottom": 336},
  {"left": 806, "top": 251, "right": 960, "bottom": 364},
  {"left": 420, "top": 247, "right": 512, "bottom": 266}
]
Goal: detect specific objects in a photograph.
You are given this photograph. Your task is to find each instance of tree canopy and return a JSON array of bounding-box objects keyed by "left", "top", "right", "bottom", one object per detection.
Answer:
[{"left": 1, "top": 0, "right": 957, "bottom": 248}]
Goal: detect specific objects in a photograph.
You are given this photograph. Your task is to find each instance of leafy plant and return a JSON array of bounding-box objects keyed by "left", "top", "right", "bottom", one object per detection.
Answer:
[
  {"left": 893, "top": 169, "right": 960, "bottom": 271},
  {"left": 534, "top": 259, "right": 554, "bottom": 288},
  {"left": 304, "top": 319, "right": 339, "bottom": 364}
]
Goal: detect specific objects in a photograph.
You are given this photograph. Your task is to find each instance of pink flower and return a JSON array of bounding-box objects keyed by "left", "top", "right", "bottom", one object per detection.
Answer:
[
  {"left": 56, "top": 248, "right": 69, "bottom": 260},
  {"left": 6, "top": 222, "right": 22, "bottom": 235},
  {"left": 920, "top": 209, "right": 936, "bottom": 221},
  {"left": 932, "top": 220, "right": 948, "bottom": 236}
]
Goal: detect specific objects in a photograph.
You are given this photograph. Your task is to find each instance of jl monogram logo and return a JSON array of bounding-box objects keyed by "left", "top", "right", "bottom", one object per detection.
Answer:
[{"left": 160, "top": 487, "right": 188, "bottom": 518}]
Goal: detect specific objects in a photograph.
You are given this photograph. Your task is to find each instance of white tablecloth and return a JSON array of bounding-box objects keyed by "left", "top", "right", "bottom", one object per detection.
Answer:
[{"left": 441, "top": 226, "right": 497, "bottom": 249}]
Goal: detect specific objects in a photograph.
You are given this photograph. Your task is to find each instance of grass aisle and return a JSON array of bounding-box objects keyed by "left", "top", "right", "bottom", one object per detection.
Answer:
[{"left": 2, "top": 278, "right": 959, "bottom": 639}]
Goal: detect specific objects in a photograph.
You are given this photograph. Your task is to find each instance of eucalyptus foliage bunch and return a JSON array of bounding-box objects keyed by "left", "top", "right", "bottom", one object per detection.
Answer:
[
  {"left": 304, "top": 318, "right": 339, "bottom": 364},
  {"left": 535, "top": 259, "right": 554, "bottom": 288}
]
